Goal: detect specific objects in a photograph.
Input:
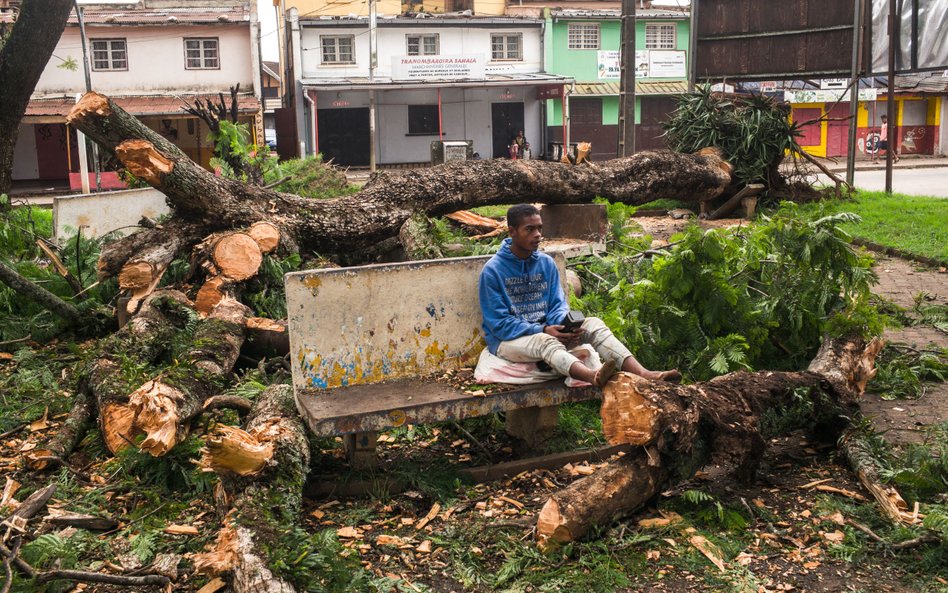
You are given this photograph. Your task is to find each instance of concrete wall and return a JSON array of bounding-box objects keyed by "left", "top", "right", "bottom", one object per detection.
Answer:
[
  {"left": 53, "top": 188, "right": 170, "bottom": 243},
  {"left": 940, "top": 96, "right": 948, "bottom": 156},
  {"left": 287, "top": 254, "right": 566, "bottom": 390},
  {"left": 34, "top": 25, "right": 254, "bottom": 96},
  {"left": 300, "top": 23, "right": 543, "bottom": 80}
]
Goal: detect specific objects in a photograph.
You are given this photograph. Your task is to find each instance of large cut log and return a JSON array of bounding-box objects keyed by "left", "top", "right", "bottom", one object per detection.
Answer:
[
  {"left": 67, "top": 92, "right": 731, "bottom": 282},
  {"left": 128, "top": 298, "right": 250, "bottom": 456},
  {"left": 536, "top": 336, "right": 884, "bottom": 550},
  {"left": 191, "top": 384, "right": 309, "bottom": 593}
]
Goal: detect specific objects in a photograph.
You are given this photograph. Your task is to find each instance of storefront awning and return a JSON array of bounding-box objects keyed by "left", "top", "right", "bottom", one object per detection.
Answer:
[
  {"left": 301, "top": 73, "right": 573, "bottom": 92},
  {"left": 23, "top": 94, "right": 261, "bottom": 123},
  {"left": 570, "top": 80, "right": 689, "bottom": 96}
]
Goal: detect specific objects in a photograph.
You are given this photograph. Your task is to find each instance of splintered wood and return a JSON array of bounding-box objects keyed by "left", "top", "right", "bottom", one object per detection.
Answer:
[
  {"left": 600, "top": 372, "right": 662, "bottom": 446},
  {"left": 198, "top": 425, "right": 274, "bottom": 477}
]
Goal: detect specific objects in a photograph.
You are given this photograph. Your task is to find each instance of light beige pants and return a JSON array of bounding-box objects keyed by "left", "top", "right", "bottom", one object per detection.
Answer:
[{"left": 496, "top": 316, "right": 633, "bottom": 377}]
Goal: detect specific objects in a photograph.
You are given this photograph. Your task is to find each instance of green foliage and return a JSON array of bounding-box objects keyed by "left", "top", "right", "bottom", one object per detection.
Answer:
[
  {"left": 209, "top": 120, "right": 280, "bottom": 185},
  {"left": 111, "top": 436, "right": 215, "bottom": 495},
  {"left": 572, "top": 202, "right": 881, "bottom": 381},
  {"left": 878, "top": 423, "right": 948, "bottom": 502},
  {"left": 269, "top": 155, "right": 359, "bottom": 199},
  {"left": 265, "top": 527, "right": 377, "bottom": 592},
  {"left": 664, "top": 88, "right": 802, "bottom": 189},
  {"left": 671, "top": 490, "right": 749, "bottom": 531},
  {"left": 795, "top": 190, "right": 948, "bottom": 262},
  {"left": 869, "top": 345, "right": 947, "bottom": 400},
  {"left": 241, "top": 253, "right": 302, "bottom": 319}
]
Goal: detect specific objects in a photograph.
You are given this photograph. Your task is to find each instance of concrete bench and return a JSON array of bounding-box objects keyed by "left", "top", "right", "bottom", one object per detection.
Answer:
[{"left": 287, "top": 253, "right": 599, "bottom": 467}]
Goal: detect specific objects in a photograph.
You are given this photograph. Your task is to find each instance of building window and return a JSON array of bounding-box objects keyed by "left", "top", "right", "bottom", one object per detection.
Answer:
[
  {"left": 645, "top": 23, "right": 676, "bottom": 49},
  {"left": 491, "top": 33, "right": 522, "bottom": 61},
  {"left": 406, "top": 34, "right": 439, "bottom": 56},
  {"left": 408, "top": 105, "right": 439, "bottom": 135},
  {"left": 184, "top": 38, "right": 219, "bottom": 69},
  {"left": 321, "top": 35, "right": 355, "bottom": 64},
  {"left": 567, "top": 23, "right": 600, "bottom": 49},
  {"left": 91, "top": 39, "right": 127, "bottom": 71}
]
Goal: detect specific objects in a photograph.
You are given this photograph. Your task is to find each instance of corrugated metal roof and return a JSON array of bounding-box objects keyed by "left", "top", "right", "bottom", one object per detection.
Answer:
[
  {"left": 551, "top": 7, "right": 688, "bottom": 19},
  {"left": 570, "top": 80, "right": 687, "bottom": 95},
  {"left": 66, "top": 5, "right": 250, "bottom": 26},
  {"left": 895, "top": 72, "right": 948, "bottom": 93},
  {"left": 25, "top": 94, "right": 260, "bottom": 118}
]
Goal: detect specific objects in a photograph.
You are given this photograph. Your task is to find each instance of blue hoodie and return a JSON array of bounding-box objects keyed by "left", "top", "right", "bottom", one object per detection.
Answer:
[{"left": 479, "top": 238, "right": 569, "bottom": 354}]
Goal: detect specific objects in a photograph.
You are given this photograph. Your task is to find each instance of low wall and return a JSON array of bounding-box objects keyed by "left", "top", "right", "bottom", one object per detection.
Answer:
[{"left": 53, "top": 187, "right": 170, "bottom": 244}]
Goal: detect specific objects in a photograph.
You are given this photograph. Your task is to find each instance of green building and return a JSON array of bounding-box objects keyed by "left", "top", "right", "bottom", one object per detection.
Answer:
[{"left": 544, "top": 6, "right": 690, "bottom": 160}]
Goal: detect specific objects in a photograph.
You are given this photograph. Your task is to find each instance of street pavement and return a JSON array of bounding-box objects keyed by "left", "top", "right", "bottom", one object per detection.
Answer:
[{"left": 819, "top": 157, "right": 948, "bottom": 197}]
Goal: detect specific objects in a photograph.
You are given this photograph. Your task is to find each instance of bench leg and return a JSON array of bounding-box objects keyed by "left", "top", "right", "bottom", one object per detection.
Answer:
[
  {"left": 343, "top": 431, "right": 379, "bottom": 470},
  {"left": 505, "top": 405, "right": 559, "bottom": 450}
]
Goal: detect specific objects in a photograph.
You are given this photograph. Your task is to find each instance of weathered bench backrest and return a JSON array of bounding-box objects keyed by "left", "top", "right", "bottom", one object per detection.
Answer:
[{"left": 286, "top": 254, "right": 566, "bottom": 391}]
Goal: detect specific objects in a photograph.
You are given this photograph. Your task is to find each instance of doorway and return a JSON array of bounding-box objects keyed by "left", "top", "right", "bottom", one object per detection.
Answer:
[
  {"left": 317, "top": 107, "right": 370, "bottom": 167},
  {"left": 491, "top": 102, "right": 524, "bottom": 159}
]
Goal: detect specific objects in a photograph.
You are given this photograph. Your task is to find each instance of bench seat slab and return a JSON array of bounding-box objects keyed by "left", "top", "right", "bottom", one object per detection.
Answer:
[{"left": 295, "top": 379, "right": 599, "bottom": 437}]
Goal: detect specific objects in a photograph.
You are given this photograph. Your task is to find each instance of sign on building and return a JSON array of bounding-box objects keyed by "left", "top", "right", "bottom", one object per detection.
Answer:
[
  {"left": 597, "top": 51, "right": 620, "bottom": 79},
  {"left": 392, "top": 55, "right": 486, "bottom": 80},
  {"left": 820, "top": 78, "right": 849, "bottom": 90},
  {"left": 648, "top": 50, "right": 687, "bottom": 78},
  {"left": 784, "top": 88, "right": 879, "bottom": 103}
]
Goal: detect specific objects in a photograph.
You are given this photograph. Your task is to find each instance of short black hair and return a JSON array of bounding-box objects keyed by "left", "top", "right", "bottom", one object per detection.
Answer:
[{"left": 507, "top": 204, "right": 541, "bottom": 228}]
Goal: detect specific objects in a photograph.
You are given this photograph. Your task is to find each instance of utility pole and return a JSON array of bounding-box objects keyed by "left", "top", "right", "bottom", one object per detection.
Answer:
[
  {"left": 846, "top": 0, "right": 863, "bottom": 187},
  {"left": 885, "top": 0, "right": 896, "bottom": 194},
  {"left": 368, "top": 0, "right": 378, "bottom": 172},
  {"left": 73, "top": 0, "right": 101, "bottom": 192},
  {"left": 618, "top": 0, "right": 636, "bottom": 157}
]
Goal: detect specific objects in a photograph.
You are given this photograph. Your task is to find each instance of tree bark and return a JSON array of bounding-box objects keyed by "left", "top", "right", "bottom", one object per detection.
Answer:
[
  {"left": 536, "top": 336, "right": 884, "bottom": 550},
  {"left": 26, "top": 390, "right": 96, "bottom": 470},
  {"left": 192, "top": 384, "right": 309, "bottom": 593},
  {"left": 0, "top": 260, "right": 82, "bottom": 325},
  {"left": 0, "top": 0, "right": 76, "bottom": 197},
  {"left": 67, "top": 92, "right": 732, "bottom": 281}
]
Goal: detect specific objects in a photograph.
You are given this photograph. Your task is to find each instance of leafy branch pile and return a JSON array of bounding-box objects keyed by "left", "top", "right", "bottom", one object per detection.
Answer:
[
  {"left": 663, "top": 89, "right": 826, "bottom": 202},
  {"left": 572, "top": 202, "right": 882, "bottom": 382}
]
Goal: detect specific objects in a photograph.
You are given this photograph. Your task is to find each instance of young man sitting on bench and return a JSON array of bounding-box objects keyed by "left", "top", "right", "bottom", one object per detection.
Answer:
[{"left": 478, "top": 204, "right": 681, "bottom": 388}]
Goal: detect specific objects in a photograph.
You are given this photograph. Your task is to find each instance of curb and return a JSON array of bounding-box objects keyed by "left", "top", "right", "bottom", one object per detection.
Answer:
[
  {"left": 827, "top": 162, "right": 948, "bottom": 174},
  {"left": 852, "top": 238, "right": 947, "bottom": 268}
]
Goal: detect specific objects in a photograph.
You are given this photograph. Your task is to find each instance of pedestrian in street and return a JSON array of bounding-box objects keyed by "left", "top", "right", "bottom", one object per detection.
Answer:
[{"left": 874, "top": 115, "right": 900, "bottom": 163}]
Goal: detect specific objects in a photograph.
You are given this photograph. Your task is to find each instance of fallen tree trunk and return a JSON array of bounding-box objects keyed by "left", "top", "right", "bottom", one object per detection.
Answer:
[
  {"left": 536, "top": 336, "right": 884, "bottom": 550},
  {"left": 192, "top": 384, "right": 309, "bottom": 593},
  {"left": 67, "top": 92, "right": 732, "bottom": 284}
]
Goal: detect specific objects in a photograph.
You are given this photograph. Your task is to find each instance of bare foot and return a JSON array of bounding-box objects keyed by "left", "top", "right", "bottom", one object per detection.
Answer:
[
  {"left": 594, "top": 359, "right": 618, "bottom": 388},
  {"left": 641, "top": 369, "right": 682, "bottom": 383}
]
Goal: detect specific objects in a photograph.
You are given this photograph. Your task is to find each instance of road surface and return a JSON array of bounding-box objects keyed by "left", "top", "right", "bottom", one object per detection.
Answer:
[{"left": 822, "top": 166, "right": 948, "bottom": 197}]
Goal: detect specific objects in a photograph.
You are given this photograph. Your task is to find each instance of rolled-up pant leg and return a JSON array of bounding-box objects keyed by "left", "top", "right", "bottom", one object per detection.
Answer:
[
  {"left": 581, "top": 316, "right": 633, "bottom": 368},
  {"left": 497, "top": 332, "right": 579, "bottom": 377}
]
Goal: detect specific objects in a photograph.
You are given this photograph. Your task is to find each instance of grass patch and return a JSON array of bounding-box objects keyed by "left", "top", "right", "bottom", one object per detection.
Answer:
[{"left": 797, "top": 191, "right": 948, "bottom": 262}]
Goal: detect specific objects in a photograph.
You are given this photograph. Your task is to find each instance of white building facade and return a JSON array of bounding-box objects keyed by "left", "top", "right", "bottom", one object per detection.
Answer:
[
  {"left": 10, "top": 1, "right": 261, "bottom": 189},
  {"left": 288, "top": 9, "right": 571, "bottom": 166}
]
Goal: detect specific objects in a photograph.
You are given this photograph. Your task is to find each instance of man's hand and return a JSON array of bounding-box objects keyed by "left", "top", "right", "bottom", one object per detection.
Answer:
[{"left": 544, "top": 324, "right": 584, "bottom": 346}]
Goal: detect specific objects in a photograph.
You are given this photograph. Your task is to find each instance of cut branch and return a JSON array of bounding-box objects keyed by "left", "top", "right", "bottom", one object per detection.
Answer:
[
  {"left": 0, "top": 260, "right": 81, "bottom": 325},
  {"left": 536, "top": 336, "right": 884, "bottom": 550}
]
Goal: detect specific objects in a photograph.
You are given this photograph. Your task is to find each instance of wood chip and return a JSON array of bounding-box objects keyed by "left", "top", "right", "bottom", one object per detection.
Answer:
[
  {"left": 336, "top": 526, "right": 361, "bottom": 539},
  {"left": 376, "top": 534, "right": 408, "bottom": 546},
  {"left": 689, "top": 535, "right": 726, "bottom": 572},
  {"left": 574, "top": 464, "right": 596, "bottom": 476},
  {"left": 310, "top": 509, "right": 325, "bottom": 520},
  {"left": 814, "top": 484, "right": 868, "bottom": 501},
  {"left": 415, "top": 502, "right": 441, "bottom": 531},
  {"left": 799, "top": 478, "right": 833, "bottom": 489},
  {"left": 164, "top": 524, "right": 199, "bottom": 536},
  {"left": 821, "top": 530, "right": 845, "bottom": 543},
  {"left": 196, "top": 577, "right": 227, "bottom": 593},
  {"left": 496, "top": 496, "right": 524, "bottom": 510},
  {"left": 0, "top": 477, "right": 21, "bottom": 509},
  {"left": 416, "top": 540, "right": 432, "bottom": 554},
  {"left": 29, "top": 407, "right": 49, "bottom": 432}
]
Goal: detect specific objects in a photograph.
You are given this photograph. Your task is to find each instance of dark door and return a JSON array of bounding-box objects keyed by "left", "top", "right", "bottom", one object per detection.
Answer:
[
  {"left": 491, "top": 102, "right": 524, "bottom": 158},
  {"left": 317, "top": 107, "right": 370, "bottom": 167},
  {"left": 636, "top": 96, "right": 678, "bottom": 151},
  {"left": 274, "top": 106, "right": 299, "bottom": 160},
  {"left": 792, "top": 107, "right": 822, "bottom": 147},
  {"left": 34, "top": 124, "right": 70, "bottom": 180},
  {"left": 569, "top": 97, "right": 618, "bottom": 161},
  {"left": 826, "top": 104, "right": 849, "bottom": 157}
]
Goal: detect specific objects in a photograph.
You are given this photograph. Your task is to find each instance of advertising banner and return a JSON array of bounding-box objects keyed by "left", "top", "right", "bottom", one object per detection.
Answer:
[
  {"left": 392, "top": 55, "right": 486, "bottom": 80},
  {"left": 648, "top": 50, "right": 687, "bottom": 78},
  {"left": 597, "top": 50, "right": 620, "bottom": 79}
]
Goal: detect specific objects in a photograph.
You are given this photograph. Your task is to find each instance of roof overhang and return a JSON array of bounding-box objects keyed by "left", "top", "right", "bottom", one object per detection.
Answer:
[
  {"left": 23, "top": 94, "right": 261, "bottom": 122},
  {"left": 302, "top": 73, "right": 573, "bottom": 91},
  {"left": 570, "top": 80, "right": 688, "bottom": 96}
]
